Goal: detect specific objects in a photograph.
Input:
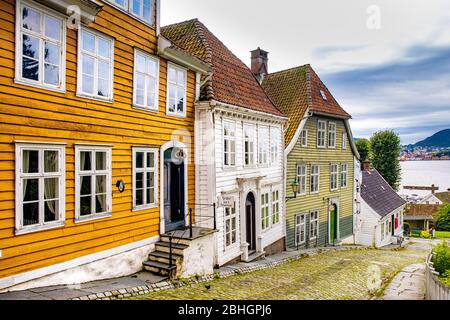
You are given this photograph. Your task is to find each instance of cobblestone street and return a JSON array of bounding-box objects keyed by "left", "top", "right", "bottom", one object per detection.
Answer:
[{"left": 131, "top": 246, "right": 428, "bottom": 300}]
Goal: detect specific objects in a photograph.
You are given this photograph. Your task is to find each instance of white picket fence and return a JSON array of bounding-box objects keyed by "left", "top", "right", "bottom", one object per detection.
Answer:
[{"left": 426, "top": 252, "right": 450, "bottom": 300}]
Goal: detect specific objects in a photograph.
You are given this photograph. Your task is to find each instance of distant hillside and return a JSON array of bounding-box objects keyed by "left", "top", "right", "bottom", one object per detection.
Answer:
[{"left": 414, "top": 129, "right": 450, "bottom": 148}]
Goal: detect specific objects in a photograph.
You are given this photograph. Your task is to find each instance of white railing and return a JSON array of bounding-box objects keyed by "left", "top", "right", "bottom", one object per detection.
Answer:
[{"left": 426, "top": 252, "right": 450, "bottom": 300}]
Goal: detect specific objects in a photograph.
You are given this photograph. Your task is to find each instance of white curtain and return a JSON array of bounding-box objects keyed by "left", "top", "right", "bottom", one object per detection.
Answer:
[
  {"left": 44, "top": 178, "right": 57, "bottom": 218},
  {"left": 96, "top": 175, "right": 106, "bottom": 212}
]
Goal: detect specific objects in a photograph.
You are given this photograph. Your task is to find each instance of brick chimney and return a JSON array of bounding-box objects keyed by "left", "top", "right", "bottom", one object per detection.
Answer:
[
  {"left": 363, "top": 161, "right": 371, "bottom": 171},
  {"left": 251, "top": 47, "right": 269, "bottom": 83}
]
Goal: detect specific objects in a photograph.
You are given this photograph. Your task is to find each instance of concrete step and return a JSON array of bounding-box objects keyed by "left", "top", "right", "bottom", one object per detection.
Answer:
[
  {"left": 160, "top": 235, "right": 192, "bottom": 246},
  {"left": 149, "top": 251, "right": 182, "bottom": 265},
  {"left": 143, "top": 261, "right": 177, "bottom": 278},
  {"left": 155, "top": 241, "right": 188, "bottom": 255},
  {"left": 243, "top": 251, "right": 265, "bottom": 263}
]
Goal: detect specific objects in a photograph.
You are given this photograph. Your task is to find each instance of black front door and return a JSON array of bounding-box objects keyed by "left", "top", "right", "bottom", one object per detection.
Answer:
[
  {"left": 246, "top": 192, "right": 256, "bottom": 252},
  {"left": 164, "top": 148, "right": 185, "bottom": 232}
]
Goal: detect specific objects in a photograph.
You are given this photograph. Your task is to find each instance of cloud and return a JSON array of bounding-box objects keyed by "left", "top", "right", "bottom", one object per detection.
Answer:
[{"left": 321, "top": 44, "right": 450, "bottom": 144}]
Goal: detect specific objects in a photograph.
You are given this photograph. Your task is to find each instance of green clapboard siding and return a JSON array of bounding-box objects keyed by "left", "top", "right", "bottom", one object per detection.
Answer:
[{"left": 286, "top": 116, "right": 355, "bottom": 249}]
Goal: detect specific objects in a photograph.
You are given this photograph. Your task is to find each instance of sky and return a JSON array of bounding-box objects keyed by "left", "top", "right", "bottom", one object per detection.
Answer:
[{"left": 161, "top": 0, "right": 450, "bottom": 145}]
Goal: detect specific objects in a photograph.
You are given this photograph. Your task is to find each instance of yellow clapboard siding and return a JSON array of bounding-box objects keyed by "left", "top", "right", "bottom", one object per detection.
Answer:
[{"left": 0, "top": 0, "right": 197, "bottom": 280}]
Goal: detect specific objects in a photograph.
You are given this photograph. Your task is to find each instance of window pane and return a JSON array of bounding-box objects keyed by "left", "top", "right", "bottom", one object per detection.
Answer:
[
  {"left": 136, "top": 172, "right": 143, "bottom": 189},
  {"left": 80, "top": 196, "right": 91, "bottom": 216},
  {"left": 23, "top": 178, "right": 39, "bottom": 201},
  {"left": 96, "top": 152, "right": 106, "bottom": 170},
  {"left": 44, "top": 200, "right": 58, "bottom": 222},
  {"left": 44, "top": 42, "right": 59, "bottom": 65},
  {"left": 98, "top": 79, "right": 109, "bottom": 97},
  {"left": 147, "top": 152, "right": 154, "bottom": 168},
  {"left": 44, "top": 150, "right": 58, "bottom": 172},
  {"left": 80, "top": 151, "right": 92, "bottom": 171},
  {"left": 82, "top": 31, "right": 95, "bottom": 53},
  {"left": 136, "top": 152, "right": 144, "bottom": 168},
  {"left": 132, "top": 0, "right": 141, "bottom": 15},
  {"left": 44, "top": 15, "right": 61, "bottom": 40},
  {"left": 143, "top": 0, "right": 152, "bottom": 22},
  {"left": 136, "top": 189, "right": 143, "bottom": 206},
  {"left": 23, "top": 150, "right": 39, "bottom": 173},
  {"left": 44, "top": 177, "right": 59, "bottom": 199},
  {"left": 44, "top": 64, "right": 59, "bottom": 86},
  {"left": 82, "top": 75, "right": 94, "bottom": 94},
  {"left": 97, "top": 38, "right": 110, "bottom": 58},
  {"left": 136, "top": 54, "right": 146, "bottom": 73},
  {"left": 82, "top": 55, "right": 94, "bottom": 76},
  {"left": 177, "top": 70, "right": 185, "bottom": 84},
  {"left": 177, "top": 88, "right": 184, "bottom": 113},
  {"left": 147, "top": 187, "right": 154, "bottom": 204},
  {"left": 168, "top": 67, "right": 176, "bottom": 82},
  {"left": 96, "top": 175, "right": 106, "bottom": 194},
  {"left": 147, "top": 78, "right": 156, "bottom": 108},
  {"left": 95, "top": 194, "right": 107, "bottom": 213},
  {"left": 22, "top": 34, "right": 39, "bottom": 59},
  {"left": 22, "top": 7, "right": 40, "bottom": 32},
  {"left": 147, "top": 172, "right": 154, "bottom": 188},
  {"left": 23, "top": 57, "right": 39, "bottom": 81},
  {"left": 23, "top": 202, "right": 39, "bottom": 226},
  {"left": 80, "top": 176, "right": 92, "bottom": 195},
  {"left": 148, "top": 59, "right": 156, "bottom": 76}
]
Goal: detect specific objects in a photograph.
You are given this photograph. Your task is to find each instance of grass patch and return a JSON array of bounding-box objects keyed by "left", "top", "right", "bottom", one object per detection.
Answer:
[{"left": 436, "top": 231, "right": 450, "bottom": 239}]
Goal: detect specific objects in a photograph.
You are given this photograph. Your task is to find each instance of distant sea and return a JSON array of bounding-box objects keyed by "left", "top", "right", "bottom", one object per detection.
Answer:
[{"left": 399, "top": 160, "right": 450, "bottom": 197}]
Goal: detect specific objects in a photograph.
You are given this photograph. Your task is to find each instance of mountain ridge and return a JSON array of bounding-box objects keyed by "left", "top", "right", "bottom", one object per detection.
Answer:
[{"left": 413, "top": 129, "right": 450, "bottom": 148}]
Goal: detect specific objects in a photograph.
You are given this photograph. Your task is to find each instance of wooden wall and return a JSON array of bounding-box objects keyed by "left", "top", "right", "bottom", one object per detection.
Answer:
[{"left": 0, "top": 0, "right": 196, "bottom": 279}]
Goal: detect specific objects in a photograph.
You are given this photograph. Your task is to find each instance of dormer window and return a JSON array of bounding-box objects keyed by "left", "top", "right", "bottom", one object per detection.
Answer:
[
  {"left": 320, "top": 90, "right": 327, "bottom": 101},
  {"left": 108, "top": 0, "right": 156, "bottom": 25}
]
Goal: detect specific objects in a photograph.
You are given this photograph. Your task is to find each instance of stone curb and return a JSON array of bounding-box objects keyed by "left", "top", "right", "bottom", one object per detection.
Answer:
[{"left": 70, "top": 245, "right": 372, "bottom": 300}]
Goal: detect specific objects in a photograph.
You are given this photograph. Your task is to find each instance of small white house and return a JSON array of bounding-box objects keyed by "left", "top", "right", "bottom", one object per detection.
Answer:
[
  {"left": 418, "top": 193, "right": 443, "bottom": 205},
  {"left": 355, "top": 166, "right": 407, "bottom": 248}
]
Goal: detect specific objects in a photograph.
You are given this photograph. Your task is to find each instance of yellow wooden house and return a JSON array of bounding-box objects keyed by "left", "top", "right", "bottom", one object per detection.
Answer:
[{"left": 0, "top": 0, "right": 209, "bottom": 291}]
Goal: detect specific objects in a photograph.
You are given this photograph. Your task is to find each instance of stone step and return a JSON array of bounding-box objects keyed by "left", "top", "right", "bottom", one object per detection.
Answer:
[
  {"left": 160, "top": 235, "right": 192, "bottom": 246},
  {"left": 155, "top": 241, "right": 188, "bottom": 255},
  {"left": 143, "top": 261, "right": 177, "bottom": 278},
  {"left": 149, "top": 251, "right": 182, "bottom": 265}
]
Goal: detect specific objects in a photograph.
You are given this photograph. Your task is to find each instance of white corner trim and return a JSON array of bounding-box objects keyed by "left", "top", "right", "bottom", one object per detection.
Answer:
[
  {"left": 285, "top": 109, "right": 311, "bottom": 155},
  {"left": 0, "top": 236, "right": 159, "bottom": 291}
]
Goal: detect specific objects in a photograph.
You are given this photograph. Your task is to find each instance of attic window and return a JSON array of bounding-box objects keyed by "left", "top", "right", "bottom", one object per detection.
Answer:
[{"left": 320, "top": 90, "right": 327, "bottom": 101}]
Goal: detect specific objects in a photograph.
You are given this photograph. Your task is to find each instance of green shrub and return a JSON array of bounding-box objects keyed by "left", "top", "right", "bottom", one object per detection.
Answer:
[
  {"left": 435, "top": 204, "right": 450, "bottom": 231},
  {"left": 403, "top": 223, "right": 410, "bottom": 235},
  {"left": 421, "top": 231, "right": 431, "bottom": 239},
  {"left": 432, "top": 242, "right": 450, "bottom": 275},
  {"left": 441, "top": 270, "right": 450, "bottom": 286}
]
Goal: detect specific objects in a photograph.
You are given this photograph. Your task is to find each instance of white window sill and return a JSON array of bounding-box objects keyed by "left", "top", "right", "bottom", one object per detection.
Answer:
[
  {"left": 15, "top": 221, "right": 65, "bottom": 236},
  {"left": 132, "top": 105, "right": 159, "bottom": 113},
  {"left": 132, "top": 204, "right": 158, "bottom": 212},
  {"left": 75, "top": 213, "right": 112, "bottom": 224},
  {"left": 166, "top": 111, "right": 187, "bottom": 118},
  {"left": 76, "top": 92, "right": 114, "bottom": 104},
  {"left": 14, "top": 78, "right": 65, "bottom": 94}
]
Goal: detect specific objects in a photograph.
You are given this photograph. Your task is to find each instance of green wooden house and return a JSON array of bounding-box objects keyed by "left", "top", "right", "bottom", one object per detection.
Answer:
[{"left": 261, "top": 63, "right": 360, "bottom": 249}]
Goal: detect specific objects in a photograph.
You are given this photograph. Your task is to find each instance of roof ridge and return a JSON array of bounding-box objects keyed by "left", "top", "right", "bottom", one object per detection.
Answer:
[
  {"left": 267, "top": 64, "right": 310, "bottom": 77},
  {"left": 305, "top": 65, "right": 313, "bottom": 108}
]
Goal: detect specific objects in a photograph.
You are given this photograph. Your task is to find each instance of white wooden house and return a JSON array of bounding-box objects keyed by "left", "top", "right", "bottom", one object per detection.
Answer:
[
  {"left": 162, "top": 21, "right": 288, "bottom": 266},
  {"left": 355, "top": 165, "right": 406, "bottom": 248}
]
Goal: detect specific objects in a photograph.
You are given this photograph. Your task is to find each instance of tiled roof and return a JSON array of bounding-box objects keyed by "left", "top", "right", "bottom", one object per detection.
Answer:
[
  {"left": 435, "top": 191, "right": 450, "bottom": 203},
  {"left": 404, "top": 204, "right": 441, "bottom": 220},
  {"left": 161, "top": 19, "right": 284, "bottom": 117},
  {"left": 361, "top": 169, "right": 406, "bottom": 217},
  {"left": 262, "top": 65, "right": 351, "bottom": 145}
]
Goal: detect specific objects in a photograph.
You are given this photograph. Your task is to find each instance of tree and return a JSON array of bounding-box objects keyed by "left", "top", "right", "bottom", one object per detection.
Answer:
[
  {"left": 370, "top": 130, "right": 402, "bottom": 190},
  {"left": 435, "top": 204, "right": 450, "bottom": 231},
  {"left": 355, "top": 138, "right": 371, "bottom": 163}
]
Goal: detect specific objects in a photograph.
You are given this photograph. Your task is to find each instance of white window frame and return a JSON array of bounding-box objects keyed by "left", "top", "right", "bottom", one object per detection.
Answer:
[
  {"left": 224, "top": 201, "right": 238, "bottom": 248},
  {"left": 166, "top": 62, "right": 187, "bottom": 118},
  {"left": 381, "top": 223, "right": 385, "bottom": 240},
  {"left": 133, "top": 49, "right": 159, "bottom": 111},
  {"left": 77, "top": 27, "right": 115, "bottom": 102},
  {"left": 317, "top": 120, "right": 326, "bottom": 148},
  {"left": 330, "top": 164, "right": 338, "bottom": 191},
  {"left": 258, "top": 125, "right": 270, "bottom": 166},
  {"left": 75, "top": 145, "right": 112, "bottom": 223},
  {"left": 295, "top": 214, "right": 306, "bottom": 246},
  {"left": 261, "top": 191, "right": 270, "bottom": 231},
  {"left": 342, "top": 132, "right": 347, "bottom": 150},
  {"left": 328, "top": 122, "right": 336, "bottom": 148},
  {"left": 270, "top": 127, "right": 280, "bottom": 165},
  {"left": 310, "top": 164, "right": 320, "bottom": 194},
  {"left": 132, "top": 147, "right": 158, "bottom": 211},
  {"left": 15, "top": 142, "right": 66, "bottom": 235},
  {"left": 243, "top": 123, "right": 256, "bottom": 167},
  {"left": 106, "top": 0, "right": 156, "bottom": 26},
  {"left": 301, "top": 129, "right": 308, "bottom": 147},
  {"left": 271, "top": 189, "right": 280, "bottom": 225},
  {"left": 223, "top": 120, "right": 236, "bottom": 168},
  {"left": 340, "top": 163, "right": 348, "bottom": 188},
  {"left": 15, "top": 0, "right": 67, "bottom": 92},
  {"left": 310, "top": 210, "right": 319, "bottom": 240},
  {"left": 296, "top": 164, "right": 307, "bottom": 196}
]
